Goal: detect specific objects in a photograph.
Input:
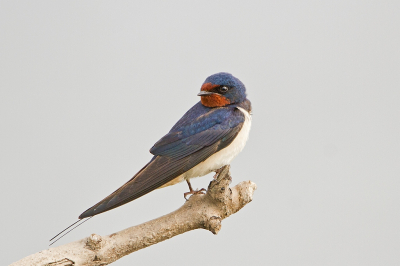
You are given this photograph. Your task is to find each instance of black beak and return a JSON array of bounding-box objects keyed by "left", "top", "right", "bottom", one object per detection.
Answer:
[{"left": 197, "top": 91, "right": 217, "bottom": 96}]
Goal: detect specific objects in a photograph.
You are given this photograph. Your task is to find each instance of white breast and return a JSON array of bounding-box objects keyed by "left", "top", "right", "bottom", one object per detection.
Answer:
[
  {"left": 183, "top": 106, "right": 252, "bottom": 180},
  {"left": 159, "top": 107, "right": 252, "bottom": 188}
]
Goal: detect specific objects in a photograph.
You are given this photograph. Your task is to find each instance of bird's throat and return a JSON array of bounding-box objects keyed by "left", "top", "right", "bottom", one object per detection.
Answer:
[{"left": 201, "top": 94, "right": 231, "bottom": 107}]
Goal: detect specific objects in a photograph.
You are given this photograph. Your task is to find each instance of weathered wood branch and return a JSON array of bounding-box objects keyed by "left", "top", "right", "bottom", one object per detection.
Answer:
[{"left": 11, "top": 165, "right": 257, "bottom": 266}]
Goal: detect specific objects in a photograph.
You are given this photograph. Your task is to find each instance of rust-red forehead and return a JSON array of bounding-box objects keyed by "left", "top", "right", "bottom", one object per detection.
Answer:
[{"left": 201, "top": 82, "right": 219, "bottom": 91}]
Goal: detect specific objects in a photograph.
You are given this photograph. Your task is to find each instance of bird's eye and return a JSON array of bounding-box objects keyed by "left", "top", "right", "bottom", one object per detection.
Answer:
[{"left": 219, "top": 86, "right": 229, "bottom": 93}]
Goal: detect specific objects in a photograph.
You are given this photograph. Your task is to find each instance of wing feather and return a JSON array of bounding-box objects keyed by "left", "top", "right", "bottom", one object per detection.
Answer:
[{"left": 79, "top": 106, "right": 244, "bottom": 219}]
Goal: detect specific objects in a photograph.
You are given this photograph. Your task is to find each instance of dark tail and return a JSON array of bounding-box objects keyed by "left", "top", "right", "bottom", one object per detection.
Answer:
[{"left": 49, "top": 217, "right": 93, "bottom": 246}]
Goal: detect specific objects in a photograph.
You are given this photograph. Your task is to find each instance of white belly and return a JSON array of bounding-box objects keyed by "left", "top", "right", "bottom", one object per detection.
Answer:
[{"left": 160, "top": 107, "right": 251, "bottom": 188}]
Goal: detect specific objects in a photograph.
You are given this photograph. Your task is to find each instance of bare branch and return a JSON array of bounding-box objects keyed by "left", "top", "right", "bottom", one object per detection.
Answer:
[{"left": 11, "top": 165, "right": 257, "bottom": 266}]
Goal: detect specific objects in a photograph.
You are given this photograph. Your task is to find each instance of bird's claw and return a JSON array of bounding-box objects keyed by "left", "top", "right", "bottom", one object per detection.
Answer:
[
  {"left": 213, "top": 167, "right": 232, "bottom": 184},
  {"left": 184, "top": 188, "right": 206, "bottom": 200},
  {"left": 213, "top": 167, "right": 224, "bottom": 180}
]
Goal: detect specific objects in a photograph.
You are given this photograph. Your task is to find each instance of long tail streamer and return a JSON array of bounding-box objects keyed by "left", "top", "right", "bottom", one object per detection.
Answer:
[{"left": 49, "top": 217, "right": 93, "bottom": 246}]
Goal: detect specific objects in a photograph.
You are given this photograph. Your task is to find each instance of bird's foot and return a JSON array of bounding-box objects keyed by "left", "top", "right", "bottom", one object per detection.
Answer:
[{"left": 184, "top": 188, "right": 206, "bottom": 200}]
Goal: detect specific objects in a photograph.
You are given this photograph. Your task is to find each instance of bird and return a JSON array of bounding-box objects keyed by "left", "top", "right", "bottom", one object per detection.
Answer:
[{"left": 50, "top": 72, "right": 252, "bottom": 244}]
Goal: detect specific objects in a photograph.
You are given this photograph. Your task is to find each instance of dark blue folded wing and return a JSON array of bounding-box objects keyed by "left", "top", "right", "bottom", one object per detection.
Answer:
[
  {"left": 150, "top": 105, "right": 243, "bottom": 158},
  {"left": 79, "top": 105, "right": 244, "bottom": 219}
]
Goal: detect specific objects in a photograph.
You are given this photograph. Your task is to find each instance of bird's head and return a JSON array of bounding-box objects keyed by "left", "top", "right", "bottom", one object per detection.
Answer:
[{"left": 198, "top": 72, "right": 247, "bottom": 107}]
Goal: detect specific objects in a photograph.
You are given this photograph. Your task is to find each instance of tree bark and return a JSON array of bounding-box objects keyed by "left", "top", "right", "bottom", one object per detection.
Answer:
[{"left": 11, "top": 165, "right": 257, "bottom": 266}]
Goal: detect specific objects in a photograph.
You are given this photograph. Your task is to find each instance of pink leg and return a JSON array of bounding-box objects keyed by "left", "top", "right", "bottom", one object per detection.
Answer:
[{"left": 184, "top": 180, "right": 206, "bottom": 200}]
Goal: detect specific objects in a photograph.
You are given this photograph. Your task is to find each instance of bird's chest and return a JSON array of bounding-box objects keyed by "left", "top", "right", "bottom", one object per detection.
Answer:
[{"left": 185, "top": 107, "right": 252, "bottom": 179}]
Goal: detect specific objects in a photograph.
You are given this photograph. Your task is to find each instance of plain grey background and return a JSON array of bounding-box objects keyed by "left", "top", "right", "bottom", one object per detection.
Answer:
[{"left": 1, "top": 1, "right": 399, "bottom": 265}]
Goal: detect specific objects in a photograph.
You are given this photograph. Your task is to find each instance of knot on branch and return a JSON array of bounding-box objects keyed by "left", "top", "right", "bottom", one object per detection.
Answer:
[
  {"left": 207, "top": 165, "right": 233, "bottom": 203},
  {"left": 85, "top": 234, "right": 103, "bottom": 251},
  {"left": 44, "top": 258, "right": 75, "bottom": 266},
  {"left": 204, "top": 216, "right": 222, "bottom": 234},
  {"left": 203, "top": 165, "right": 257, "bottom": 220}
]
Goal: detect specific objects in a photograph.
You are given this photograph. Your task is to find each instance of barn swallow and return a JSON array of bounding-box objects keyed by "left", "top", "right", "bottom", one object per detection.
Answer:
[{"left": 50, "top": 72, "right": 251, "bottom": 244}]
